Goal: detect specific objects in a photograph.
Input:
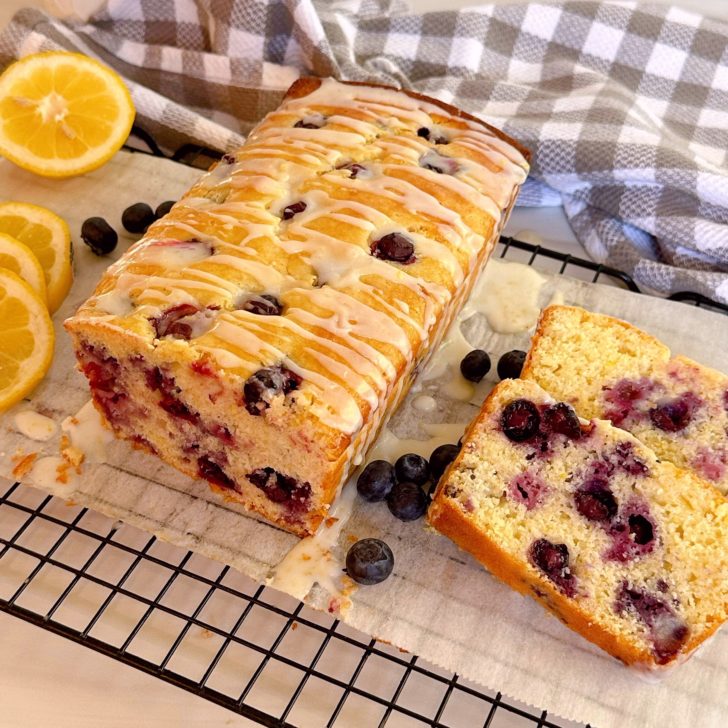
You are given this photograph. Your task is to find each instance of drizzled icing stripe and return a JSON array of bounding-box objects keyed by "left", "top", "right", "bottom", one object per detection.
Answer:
[{"left": 73, "top": 78, "right": 528, "bottom": 435}]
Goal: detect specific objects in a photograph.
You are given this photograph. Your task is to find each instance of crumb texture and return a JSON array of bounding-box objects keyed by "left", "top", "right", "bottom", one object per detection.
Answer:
[
  {"left": 523, "top": 305, "right": 728, "bottom": 494},
  {"left": 429, "top": 378, "right": 728, "bottom": 667}
]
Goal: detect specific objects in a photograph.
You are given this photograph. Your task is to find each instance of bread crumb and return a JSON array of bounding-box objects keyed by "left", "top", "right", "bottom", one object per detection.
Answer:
[
  {"left": 12, "top": 452, "right": 37, "bottom": 478},
  {"left": 325, "top": 516, "right": 339, "bottom": 528}
]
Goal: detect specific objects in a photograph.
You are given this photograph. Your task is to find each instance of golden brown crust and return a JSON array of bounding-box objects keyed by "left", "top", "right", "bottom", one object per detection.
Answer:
[{"left": 285, "top": 77, "right": 532, "bottom": 163}]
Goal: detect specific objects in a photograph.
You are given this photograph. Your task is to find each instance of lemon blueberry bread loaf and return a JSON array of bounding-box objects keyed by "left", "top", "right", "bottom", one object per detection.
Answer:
[
  {"left": 522, "top": 305, "right": 728, "bottom": 495},
  {"left": 428, "top": 378, "right": 728, "bottom": 667},
  {"left": 65, "top": 77, "right": 530, "bottom": 536}
]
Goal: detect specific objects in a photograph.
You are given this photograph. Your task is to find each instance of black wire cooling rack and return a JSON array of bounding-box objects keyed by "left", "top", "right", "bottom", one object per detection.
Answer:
[{"left": 2, "top": 128, "right": 727, "bottom": 728}]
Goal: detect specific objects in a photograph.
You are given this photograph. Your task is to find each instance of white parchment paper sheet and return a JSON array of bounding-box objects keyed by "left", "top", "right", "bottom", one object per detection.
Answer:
[{"left": 0, "top": 152, "right": 725, "bottom": 728}]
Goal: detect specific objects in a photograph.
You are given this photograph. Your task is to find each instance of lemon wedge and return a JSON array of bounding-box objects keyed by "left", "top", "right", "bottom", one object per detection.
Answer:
[
  {"left": 0, "top": 232, "right": 47, "bottom": 304},
  {"left": 0, "top": 268, "right": 54, "bottom": 412},
  {"left": 0, "top": 51, "right": 135, "bottom": 178},
  {"left": 0, "top": 201, "right": 72, "bottom": 313}
]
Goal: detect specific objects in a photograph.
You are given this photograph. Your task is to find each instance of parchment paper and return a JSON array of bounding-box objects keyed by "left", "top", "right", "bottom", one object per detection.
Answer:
[{"left": 1, "top": 152, "right": 726, "bottom": 728}]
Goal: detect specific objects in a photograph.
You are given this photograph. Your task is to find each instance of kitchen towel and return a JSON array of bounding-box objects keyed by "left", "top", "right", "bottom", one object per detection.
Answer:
[{"left": 0, "top": 0, "right": 727, "bottom": 304}]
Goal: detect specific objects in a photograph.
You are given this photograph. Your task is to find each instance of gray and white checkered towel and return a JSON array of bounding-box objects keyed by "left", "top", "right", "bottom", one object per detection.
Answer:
[{"left": 1, "top": 1, "right": 727, "bottom": 304}]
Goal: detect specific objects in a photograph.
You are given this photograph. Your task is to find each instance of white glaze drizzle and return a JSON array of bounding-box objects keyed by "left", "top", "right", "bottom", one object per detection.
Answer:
[{"left": 72, "top": 78, "right": 529, "bottom": 437}]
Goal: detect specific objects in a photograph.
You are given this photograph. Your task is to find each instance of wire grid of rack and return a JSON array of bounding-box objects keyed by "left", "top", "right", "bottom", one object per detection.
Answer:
[{"left": 2, "top": 131, "right": 727, "bottom": 728}]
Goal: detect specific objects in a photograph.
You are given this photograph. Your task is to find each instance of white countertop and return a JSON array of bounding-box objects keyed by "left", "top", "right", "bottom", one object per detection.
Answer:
[{"left": 1, "top": 1, "right": 726, "bottom": 727}]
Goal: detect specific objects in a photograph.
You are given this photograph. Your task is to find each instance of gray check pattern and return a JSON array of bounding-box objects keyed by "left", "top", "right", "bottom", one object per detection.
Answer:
[{"left": 1, "top": 1, "right": 727, "bottom": 303}]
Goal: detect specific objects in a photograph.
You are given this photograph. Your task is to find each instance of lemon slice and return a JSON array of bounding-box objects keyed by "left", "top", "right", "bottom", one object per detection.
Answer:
[
  {"left": 0, "top": 232, "right": 47, "bottom": 304},
  {"left": 0, "top": 268, "right": 54, "bottom": 412},
  {"left": 0, "top": 51, "right": 135, "bottom": 178},
  {"left": 0, "top": 201, "right": 72, "bottom": 313}
]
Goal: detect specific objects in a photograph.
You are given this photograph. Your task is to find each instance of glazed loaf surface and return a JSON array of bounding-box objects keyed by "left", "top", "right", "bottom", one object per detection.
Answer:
[
  {"left": 522, "top": 305, "right": 728, "bottom": 495},
  {"left": 428, "top": 378, "right": 728, "bottom": 668},
  {"left": 65, "top": 77, "right": 530, "bottom": 536}
]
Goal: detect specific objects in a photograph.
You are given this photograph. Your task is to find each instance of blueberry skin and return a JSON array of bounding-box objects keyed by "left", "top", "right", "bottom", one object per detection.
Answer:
[
  {"left": 81, "top": 217, "right": 118, "bottom": 256},
  {"left": 155, "top": 200, "right": 176, "bottom": 219},
  {"left": 460, "top": 349, "right": 491, "bottom": 382},
  {"left": 357, "top": 460, "right": 396, "bottom": 502},
  {"left": 429, "top": 443, "right": 460, "bottom": 481},
  {"left": 394, "top": 453, "right": 430, "bottom": 486},
  {"left": 497, "top": 350, "right": 527, "bottom": 380},
  {"left": 345, "top": 538, "right": 394, "bottom": 585},
  {"left": 121, "top": 202, "right": 156, "bottom": 233},
  {"left": 387, "top": 481, "right": 429, "bottom": 521}
]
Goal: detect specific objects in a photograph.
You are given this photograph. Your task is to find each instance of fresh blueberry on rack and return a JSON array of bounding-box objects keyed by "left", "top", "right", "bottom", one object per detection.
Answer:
[
  {"left": 357, "top": 460, "right": 396, "bottom": 502},
  {"left": 542, "top": 402, "right": 582, "bottom": 439},
  {"left": 460, "top": 349, "right": 491, "bottom": 382},
  {"left": 241, "top": 294, "right": 282, "bottom": 316},
  {"left": 345, "top": 538, "right": 394, "bottom": 585},
  {"left": 497, "top": 350, "right": 527, "bottom": 380},
  {"left": 122, "top": 202, "right": 156, "bottom": 234},
  {"left": 155, "top": 200, "right": 176, "bottom": 219},
  {"left": 394, "top": 453, "right": 430, "bottom": 486},
  {"left": 387, "top": 481, "right": 429, "bottom": 521},
  {"left": 282, "top": 201, "right": 307, "bottom": 220},
  {"left": 500, "top": 399, "right": 540, "bottom": 442},
  {"left": 429, "top": 443, "right": 461, "bottom": 482},
  {"left": 370, "top": 232, "right": 415, "bottom": 264},
  {"left": 81, "top": 217, "right": 118, "bottom": 256},
  {"left": 243, "top": 365, "right": 301, "bottom": 416}
]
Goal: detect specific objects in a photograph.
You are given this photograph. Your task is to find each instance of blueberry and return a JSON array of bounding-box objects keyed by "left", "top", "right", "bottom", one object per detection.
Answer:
[
  {"left": 500, "top": 399, "right": 540, "bottom": 442},
  {"left": 542, "top": 402, "right": 581, "bottom": 439},
  {"left": 387, "top": 481, "right": 429, "bottom": 521},
  {"left": 243, "top": 365, "right": 301, "bottom": 416},
  {"left": 221, "top": 153, "right": 237, "bottom": 164},
  {"left": 416, "top": 127, "right": 449, "bottom": 144},
  {"left": 416, "top": 127, "right": 430, "bottom": 139},
  {"left": 81, "top": 217, "right": 118, "bottom": 256},
  {"left": 294, "top": 117, "right": 325, "bottom": 129},
  {"left": 337, "top": 162, "right": 367, "bottom": 178},
  {"left": 198, "top": 456, "right": 236, "bottom": 490},
  {"left": 628, "top": 514, "right": 654, "bottom": 545},
  {"left": 357, "top": 460, "right": 396, "bottom": 502},
  {"left": 528, "top": 538, "right": 576, "bottom": 597},
  {"left": 497, "top": 350, "right": 527, "bottom": 380},
  {"left": 370, "top": 232, "right": 415, "bottom": 264},
  {"left": 241, "top": 294, "right": 282, "bottom": 316},
  {"left": 282, "top": 201, "right": 307, "bottom": 220},
  {"left": 122, "top": 202, "right": 155, "bottom": 234},
  {"left": 460, "top": 349, "right": 491, "bottom": 382},
  {"left": 394, "top": 453, "right": 430, "bottom": 486},
  {"left": 574, "top": 482, "right": 618, "bottom": 522},
  {"left": 429, "top": 443, "right": 460, "bottom": 481},
  {"left": 155, "top": 200, "right": 175, "bottom": 219},
  {"left": 345, "top": 538, "right": 394, "bottom": 585},
  {"left": 152, "top": 303, "right": 199, "bottom": 339},
  {"left": 247, "top": 467, "right": 312, "bottom": 510},
  {"left": 649, "top": 394, "right": 699, "bottom": 432}
]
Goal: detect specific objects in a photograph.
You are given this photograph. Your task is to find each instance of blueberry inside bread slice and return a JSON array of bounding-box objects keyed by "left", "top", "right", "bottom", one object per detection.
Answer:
[
  {"left": 428, "top": 378, "right": 728, "bottom": 668},
  {"left": 522, "top": 305, "right": 728, "bottom": 494}
]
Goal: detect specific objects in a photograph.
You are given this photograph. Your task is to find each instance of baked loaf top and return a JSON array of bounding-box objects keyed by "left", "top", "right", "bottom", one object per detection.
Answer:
[
  {"left": 522, "top": 305, "right": 728, "bottom": 494},
  {"left": 67, "top": 77, "right": 529, "bottom": 455},
  {"left": 429, "top": 378, "right": 728, "bottom": 667}
]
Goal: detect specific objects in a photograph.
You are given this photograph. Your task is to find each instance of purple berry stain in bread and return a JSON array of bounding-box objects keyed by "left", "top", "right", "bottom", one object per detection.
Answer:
[
  {"left": 370, "top": 232, "right": 416, "bottom": 264},
  {"left": 649, "top": 392, "right": 701, "bottom": 432},
  {"left": 241, "top": 294, "right": 282, "bottom": 316},
  {"left": 615, "top": 582, "right": 689, "bottom": 664},
  {"left": 542, "top": 402, "right": 582, "bottom": 439},
  {"left": 509, "top": 471, "right": 549, "bottom": 510},
  {"left": 420, "top": 150, "right": 459, "bottom": 175},
  {"left": 152, "top": 303, "right": 200, "bottom": 340},
  {"left": 602, "top": 377, "right": 654, "bottom": 426},
  {"left": 282, "top": 201, "right": 307, "bottom": 220},
  {"left": 606, "top": 501, "right": 657, "bottom": 562},
  {"left": 692, "top": 447, "right": 727, "bottom": 482},
  {"left": 243, "top": 365, "right": 301, "bottom": 416},
  {"left": 500, "top": 399, "right": 540, "bottom": 442},
  {"left": 528, "top": 538, "right": 577, "bottom": 597},
  {"left": 247, "top": 467, "right": 312, "bottom": 512},
  {"left": 574, "top": 480, "right": 618, "bottom": 522},
  {"left": 198, "top": 455, "right": 236, "bottom": 490},
  {"left": 613, "top": 441, "right": 649, "bottom": 476}
]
